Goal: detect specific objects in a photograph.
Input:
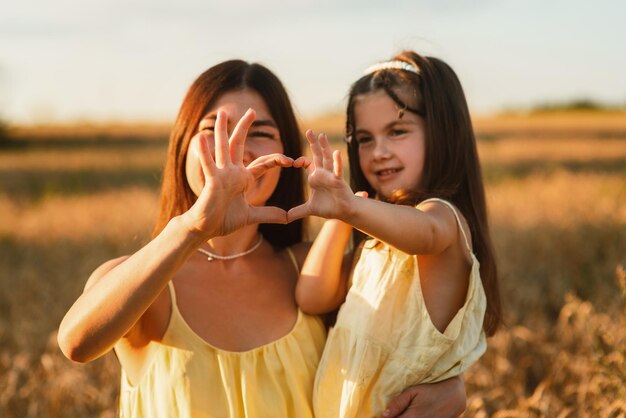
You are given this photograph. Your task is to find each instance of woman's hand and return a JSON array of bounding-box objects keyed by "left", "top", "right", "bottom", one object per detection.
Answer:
[
  {"left": 288, "top": 129, "right": 357, "bottom": 222},
  {"left": 382, "top": 376, "right": 467, "bottom": 418},
  {"left": 181, "top": 109, "right": 293, "bottom": 238}
]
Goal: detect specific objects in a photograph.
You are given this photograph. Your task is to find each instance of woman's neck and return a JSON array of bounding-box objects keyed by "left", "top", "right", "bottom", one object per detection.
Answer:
[{"left": 205, "top": 225, "right": 261, "bottom": 256}]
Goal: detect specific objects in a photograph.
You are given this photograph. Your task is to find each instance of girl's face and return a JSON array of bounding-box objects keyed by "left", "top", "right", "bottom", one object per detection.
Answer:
[
  {"left": 353, "top": 89, "right": 426, "bottom": 199},
  {"left": 185, "top": 89, "right": 284, "bottom": 206}
]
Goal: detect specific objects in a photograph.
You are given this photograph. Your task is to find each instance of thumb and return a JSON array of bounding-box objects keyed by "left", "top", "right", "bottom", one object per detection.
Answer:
[
  {"left": 247, "top": 206, "right": 288, "bottom": 225},
  {"left": 382, "top": 390, "right": 412, "bottom": 418},
  {"left": 355, "top": 191, "right": 369, "bottom": 198},
  {"left": 287, "top": 204, "right": 312, "bottom": 223},
  {"left": 293, "top": 156, "right": 312, "bottom": 169}
]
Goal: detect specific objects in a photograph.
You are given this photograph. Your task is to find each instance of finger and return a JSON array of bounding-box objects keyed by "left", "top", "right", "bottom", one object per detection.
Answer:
[
  {"left": 247, "top": 153, "right": 294, "bottom": 179},
  {"left": 355, "top": 191, "right": 368, "bottom": 198},
  {"left": 230, "top": 108, "right": 256, "bottom": 165},
  {"left": 293, "top": 156, "right": 312, "bottom": 169},
  {"left": 214, "top": 110, "right": 230, "bottom": 167},
  {"left": 319, "top": 133, "right": 334, "bottom": 171},
  {"left": 247, "top": 206, "right": 288, "bottom": 224},
  {"left": 287, "top": 204, "right": 313, "bottom": 222},
  {"left": 198, "top": 133, "right": 217, "bottom": 178},
  {"left": 306, "top": 129, "right": 323, "bottom": 168},
  {"left": 332, "top": 149, "right": 342, "bottom": 178},
  {"left": 382, "top": 390, "right": 412, "bottom": 418},
  {"left": 294, "top": 156, "right": 315, "bottom": 175}
]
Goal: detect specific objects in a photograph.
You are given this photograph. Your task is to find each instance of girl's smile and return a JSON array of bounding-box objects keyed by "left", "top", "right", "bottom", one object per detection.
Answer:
[{"left": 374, "top": 166, "right": 403, "bottom": 182}]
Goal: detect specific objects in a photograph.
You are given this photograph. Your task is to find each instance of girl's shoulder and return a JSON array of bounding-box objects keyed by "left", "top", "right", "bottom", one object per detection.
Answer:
[
  {"left": 416, "top": 198, "right": 467, "bottom": 224},
  {"left": 417, "top": 198, "right": 473, "bottom": 254}
]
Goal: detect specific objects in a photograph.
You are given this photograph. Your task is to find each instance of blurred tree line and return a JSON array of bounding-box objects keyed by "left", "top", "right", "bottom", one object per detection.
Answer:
[
  {"left": 0, "top": 121, "right": 8, "bottom": 143},
  {"left": 0, "top": 63, "right": 8, "bottom": 144},
  {"left": 0, "top": 64, "right": 10, "bottom": 147},
  {"left": 532, "top": 98, "right": 626, "bottom": 113}
]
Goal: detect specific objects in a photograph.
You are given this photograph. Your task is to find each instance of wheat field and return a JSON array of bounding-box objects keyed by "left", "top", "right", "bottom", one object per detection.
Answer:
[{"left": 1, "top": 112, "right": 625, "bottom": 417}]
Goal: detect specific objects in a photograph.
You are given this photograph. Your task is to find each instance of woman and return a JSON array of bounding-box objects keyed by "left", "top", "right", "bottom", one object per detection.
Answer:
[{"left": 58, "top": 60, "right": 465, "bottom": 417}]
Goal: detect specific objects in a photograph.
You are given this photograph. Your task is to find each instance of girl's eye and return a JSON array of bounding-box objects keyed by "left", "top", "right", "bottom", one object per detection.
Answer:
[
  {"left": 390, "top": 129, "right": 407, "bottom": 137},
  {"left": 200, "top": 126, "right": 215, "bottom": 133}
]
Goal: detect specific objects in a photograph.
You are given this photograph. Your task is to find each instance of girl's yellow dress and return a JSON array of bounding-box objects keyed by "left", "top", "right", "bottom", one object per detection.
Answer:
[
  {"left": 118, "top": 249, "right": 326, "bottom": 418},
  {"left": 313, "top": 198, "right": 487, "bottom": 418}
]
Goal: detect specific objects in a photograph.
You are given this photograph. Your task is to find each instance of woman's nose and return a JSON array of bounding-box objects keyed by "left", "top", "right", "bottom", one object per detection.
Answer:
[{"left": 242, "top": 144, "right": 255, "bottom": 166}]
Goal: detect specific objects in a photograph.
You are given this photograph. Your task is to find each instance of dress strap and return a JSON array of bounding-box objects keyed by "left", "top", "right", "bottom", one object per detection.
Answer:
[
  {"left": 420, "top": 198, "right": 472, "bottom": 253},
  {"left": 285, "top": 247, "right": 300, "bottom": 274},
  {"left": 167, "top": 281, "right": 179, "bottom": 311}
]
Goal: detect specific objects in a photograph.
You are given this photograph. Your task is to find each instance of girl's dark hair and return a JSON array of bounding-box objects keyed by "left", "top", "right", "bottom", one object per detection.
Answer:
[
  {"left": 153, "top": 60, "right": 304, "bottom": 248},
  {"left": 345, "top": 50, "right": 502, "bottom": 335}
]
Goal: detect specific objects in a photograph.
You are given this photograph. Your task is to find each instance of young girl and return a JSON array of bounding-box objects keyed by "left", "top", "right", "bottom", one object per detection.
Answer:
[{"left": 290, "top": 50, "right": 502, "bottom": 417}]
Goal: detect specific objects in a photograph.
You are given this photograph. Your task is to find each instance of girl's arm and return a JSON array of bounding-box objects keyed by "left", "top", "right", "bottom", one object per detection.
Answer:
[
  {"left": 345, "top": 195, "right": 458, "bottom": 256},
  {"left": 58, "top": 109, "right": 293, "bottom": 363},
  {"left": 291, "top": 132, "right": 369, "bottom": 313},
  {"left": 295, "top": 219, "right": 353, "bottom": 314}
]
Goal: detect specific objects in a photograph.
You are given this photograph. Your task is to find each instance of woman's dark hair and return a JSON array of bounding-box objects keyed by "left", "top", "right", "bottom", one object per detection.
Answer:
[
  {"left": 153, "top": 60, "right": 304, "bottom": 248},
  {"left": 345, "top": 50, "right": 502, "bottom": 335}
]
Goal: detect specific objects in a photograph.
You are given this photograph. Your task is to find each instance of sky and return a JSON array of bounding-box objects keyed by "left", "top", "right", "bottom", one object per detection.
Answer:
[{"left": 1, "top": 0, "right": 625, "bottom": 124}]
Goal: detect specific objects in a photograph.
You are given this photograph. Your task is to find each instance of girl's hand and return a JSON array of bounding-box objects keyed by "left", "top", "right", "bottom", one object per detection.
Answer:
[
  {"left": 180, "top": 109, "right": 292, "bottom": 238},
  {"left": 288, "top": 130, "right": 357, "bottom": 222}
]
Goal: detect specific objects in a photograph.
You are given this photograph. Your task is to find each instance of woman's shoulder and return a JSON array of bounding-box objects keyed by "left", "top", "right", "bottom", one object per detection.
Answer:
[
  {"left": 84, "top": 255, "right": 130, "bottom": 291},
  {"left": 94, "top": 254, "right": 170, "bottom": 344}
]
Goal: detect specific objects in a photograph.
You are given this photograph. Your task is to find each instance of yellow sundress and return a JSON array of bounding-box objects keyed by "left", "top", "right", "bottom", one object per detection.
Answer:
[
  {"left": 119, "top": 249, "right": 326, "bottom": 418},
  {"left": 313, "top": 198, "right": 487, "bottom": 418}
]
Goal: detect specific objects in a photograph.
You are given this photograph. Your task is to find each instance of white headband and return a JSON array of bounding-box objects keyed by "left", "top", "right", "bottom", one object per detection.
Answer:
[{"left": 364, "top": 60, "right": 420, "bottom": 75}]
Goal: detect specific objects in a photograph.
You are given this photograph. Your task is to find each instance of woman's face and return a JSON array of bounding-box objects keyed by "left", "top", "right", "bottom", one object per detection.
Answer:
[{"left": 185, "top": 89, "right": 284, "bottom": 206}]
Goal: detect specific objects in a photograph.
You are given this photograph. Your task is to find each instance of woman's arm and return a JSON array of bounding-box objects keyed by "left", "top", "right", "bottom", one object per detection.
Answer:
[
  {"left": 57, "top": 216, "right": 208, "bottom": 363},
  {"left": 58, "top": 109, "right": 293, "bottom": 363},
  {"left": 383, "top": 376, "right": 466, "bottom": 418}
]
